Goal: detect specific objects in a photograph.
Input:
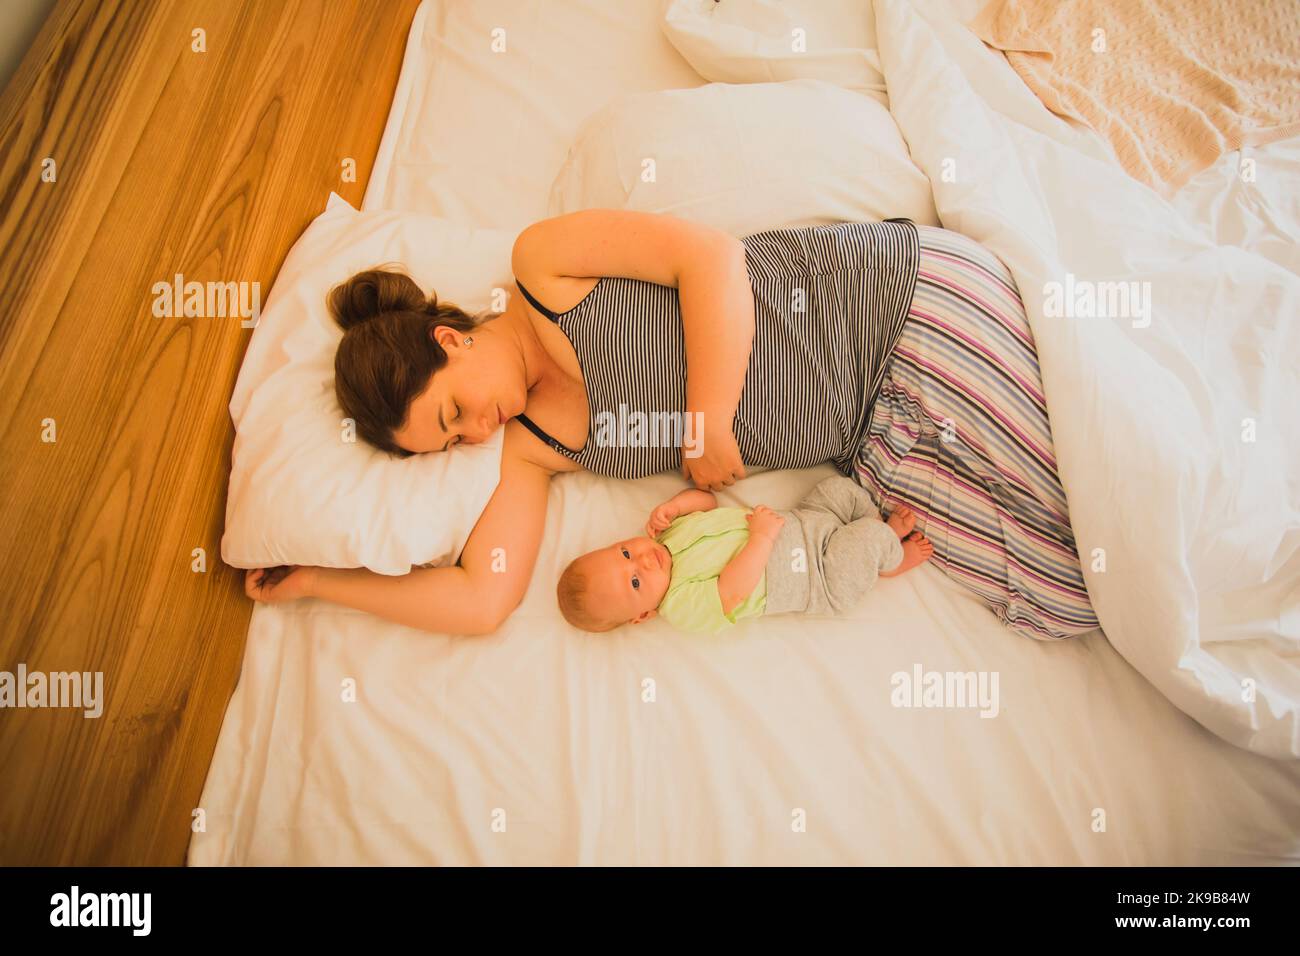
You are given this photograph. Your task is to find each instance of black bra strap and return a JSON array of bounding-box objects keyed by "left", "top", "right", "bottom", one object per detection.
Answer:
[
  {"left": 516, "top": 280, "right": 559, "bottom": 322},
  {"left": 515, "top": 412, "right": 580, "bottom": 456}
]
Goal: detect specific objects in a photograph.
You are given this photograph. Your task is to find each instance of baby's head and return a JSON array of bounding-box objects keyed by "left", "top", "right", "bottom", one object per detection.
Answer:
[{"left": 557, "top": 534, "right": 674, "bottom": 633}]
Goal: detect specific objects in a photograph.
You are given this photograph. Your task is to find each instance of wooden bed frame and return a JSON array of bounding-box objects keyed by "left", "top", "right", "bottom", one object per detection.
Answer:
[{"left": 0, "top": 0, "right": 421, "bottom": 865}]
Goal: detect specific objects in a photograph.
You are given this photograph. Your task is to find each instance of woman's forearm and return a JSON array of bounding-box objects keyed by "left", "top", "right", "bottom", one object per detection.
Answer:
[
  {"left": 308, "top": 564, "right": 497, "bottom": 635},
  {"left": 679, "top": 240, "right": 754, "bottom": 428},
  {"left": 302, "top": 424, "right": 555, "bottom": 637}
]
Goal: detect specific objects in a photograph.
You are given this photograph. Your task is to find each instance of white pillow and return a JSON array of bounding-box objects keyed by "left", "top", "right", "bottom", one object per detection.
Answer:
[
  {"left": 661, "top": 0, "right": 887, "bottom": 99},
  {"left": 548, "top": 79, "right": 938, "bottom": 233},
  {"left": 222, "top": 194, "right": 516, "bottom": 576}
]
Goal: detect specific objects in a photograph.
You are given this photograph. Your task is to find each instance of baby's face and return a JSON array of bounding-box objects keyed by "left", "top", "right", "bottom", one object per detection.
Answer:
[{"left": 583, "top": 535, "right": 673, "bottom": 625}]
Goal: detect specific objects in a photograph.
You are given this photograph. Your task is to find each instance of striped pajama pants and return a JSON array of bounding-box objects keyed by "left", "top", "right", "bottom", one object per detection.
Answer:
[{"left": 854, "top": 224, "right": 1100, "bottom": 640}]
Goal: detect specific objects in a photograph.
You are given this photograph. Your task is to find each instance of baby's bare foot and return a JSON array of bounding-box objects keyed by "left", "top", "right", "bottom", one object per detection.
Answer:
[
  {"left": 881, "top": 531, "right": 934, "bottom": 577},
  {"left": 887, "top": 505, "right": 916, "bottom": 539}
]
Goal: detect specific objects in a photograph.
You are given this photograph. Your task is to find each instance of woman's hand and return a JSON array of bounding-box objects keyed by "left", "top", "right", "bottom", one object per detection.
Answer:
[
  {"left": 681, "top": 417, "right": 746, "bottom": 491},
  {"left": 244, "top": 565, "right": 314, "bottom": 604}
]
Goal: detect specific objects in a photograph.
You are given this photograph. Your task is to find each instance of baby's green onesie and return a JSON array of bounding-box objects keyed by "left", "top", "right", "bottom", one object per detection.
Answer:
[{"left": 655, "top": 507, "right": 765, "bottom": 635}]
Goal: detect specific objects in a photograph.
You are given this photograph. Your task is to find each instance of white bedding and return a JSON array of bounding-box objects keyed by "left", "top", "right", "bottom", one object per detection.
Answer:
[
  {"left": 885, "top": 0, "right": 1300, "bottom": 759},
  {"left": 191, "top": 0, "right": 1300, "bottom": 865}
]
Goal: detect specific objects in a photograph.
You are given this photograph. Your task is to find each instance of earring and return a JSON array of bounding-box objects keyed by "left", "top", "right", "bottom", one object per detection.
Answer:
[{"left": 463, "top": 336, "right": 474, "bottom": 347}]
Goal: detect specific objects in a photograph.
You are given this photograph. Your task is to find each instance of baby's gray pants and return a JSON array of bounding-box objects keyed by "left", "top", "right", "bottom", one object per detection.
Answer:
[{"left": 763, "top": 475, "right": 904, "bottom": 616}]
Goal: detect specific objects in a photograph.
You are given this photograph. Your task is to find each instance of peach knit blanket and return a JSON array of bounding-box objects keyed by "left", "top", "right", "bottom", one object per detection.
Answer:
[{"left": 969, "top": 0, "right": 1300, "bottom": 198}]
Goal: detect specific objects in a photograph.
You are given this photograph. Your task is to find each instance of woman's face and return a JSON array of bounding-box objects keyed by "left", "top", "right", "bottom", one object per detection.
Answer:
[{"left": 392, "top": 324, "right": 526, "bottom": 454}]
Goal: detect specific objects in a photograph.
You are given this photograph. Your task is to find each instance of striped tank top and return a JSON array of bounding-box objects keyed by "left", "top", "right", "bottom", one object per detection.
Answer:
[{"left": 515, "top": 218, "right": 920, "bottom": 479}]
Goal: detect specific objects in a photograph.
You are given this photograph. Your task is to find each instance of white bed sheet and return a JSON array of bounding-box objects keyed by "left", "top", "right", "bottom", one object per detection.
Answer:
[{"left": 191, "top": 0, "right": 1300, "bottom": 865}]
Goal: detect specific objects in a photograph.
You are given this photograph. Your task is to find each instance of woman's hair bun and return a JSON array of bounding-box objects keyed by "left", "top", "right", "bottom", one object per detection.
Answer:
[{"left": 328, "top": 266, "right": 429, "bottom": 331}]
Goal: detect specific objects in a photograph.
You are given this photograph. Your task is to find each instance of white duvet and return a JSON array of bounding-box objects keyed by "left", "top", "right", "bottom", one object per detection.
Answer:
[{"left": 879, "top": 0, "right": 1300, "bottom": 758}]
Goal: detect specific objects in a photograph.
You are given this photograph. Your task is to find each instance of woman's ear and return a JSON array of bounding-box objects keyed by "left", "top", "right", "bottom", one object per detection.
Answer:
[{"left": 430, "top": 324, "right": 465, "bottom": 352}]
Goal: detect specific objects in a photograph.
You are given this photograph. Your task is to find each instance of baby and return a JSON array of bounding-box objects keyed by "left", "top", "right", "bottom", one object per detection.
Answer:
[{"left": 557, "top": 475, "right": 933, "bottom": 635}]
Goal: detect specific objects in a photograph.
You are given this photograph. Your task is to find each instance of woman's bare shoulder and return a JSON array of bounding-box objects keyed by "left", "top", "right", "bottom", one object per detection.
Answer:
[
  {"left": 511, "top": 242, "right": 600, "bottom": 319},
  {"left": 513, "top": 209, "right": 737, "bottom": 289}
]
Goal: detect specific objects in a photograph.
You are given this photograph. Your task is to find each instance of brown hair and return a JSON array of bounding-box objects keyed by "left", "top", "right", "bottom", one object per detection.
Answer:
[
  {"left": 557, "top": 554, "right": 624, "bottom": 633},
  {"left": 328, "top": 265, "right": 481, "bottom": 457}
]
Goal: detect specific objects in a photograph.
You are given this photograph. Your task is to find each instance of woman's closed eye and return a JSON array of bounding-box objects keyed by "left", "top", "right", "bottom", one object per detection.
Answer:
[
  {"left": 447, "top": 402, "right": 463, "bottom": 447},
  {"left": 437, "top": 401, "right": 464, "bottom": 451}
]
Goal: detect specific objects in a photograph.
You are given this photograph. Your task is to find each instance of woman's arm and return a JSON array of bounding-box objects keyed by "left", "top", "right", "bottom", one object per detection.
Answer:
[
  {"left": 304, "top": 422, "right": 554, "bottom": 635},
  {"left": 678, "top": 244, "right": 754, "bottom": 451},
  {"left": 513, "top": 209, "right": 754, "bottom": 489}
]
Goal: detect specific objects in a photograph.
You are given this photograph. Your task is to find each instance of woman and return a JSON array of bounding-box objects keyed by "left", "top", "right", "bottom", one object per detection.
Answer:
[{"left": 246, "top": 208, "right": 1099, "bottom": 639}]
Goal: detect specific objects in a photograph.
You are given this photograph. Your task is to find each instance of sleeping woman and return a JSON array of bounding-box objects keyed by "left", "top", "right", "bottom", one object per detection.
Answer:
[{"left": 244, "top": 208, "right": 1099, "bottom": 640}]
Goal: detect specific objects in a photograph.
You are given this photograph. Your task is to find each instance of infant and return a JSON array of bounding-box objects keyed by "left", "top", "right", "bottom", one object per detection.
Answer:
[{"left": 557, "top": 475, "right": 933, "bottom": 635}]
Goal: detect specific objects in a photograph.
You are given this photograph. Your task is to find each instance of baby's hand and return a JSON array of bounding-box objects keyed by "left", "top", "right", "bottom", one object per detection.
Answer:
[
  {"left": 645, "top": 503, "right": 678, "bottom": 537},
  {"left": 746, "top": 505, "right": 785, "bottom": 542}
]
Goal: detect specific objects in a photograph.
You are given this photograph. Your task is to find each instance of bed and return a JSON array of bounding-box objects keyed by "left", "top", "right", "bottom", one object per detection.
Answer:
[{"left": 189, "top": 0, "right": 1300, "bottom": 865}]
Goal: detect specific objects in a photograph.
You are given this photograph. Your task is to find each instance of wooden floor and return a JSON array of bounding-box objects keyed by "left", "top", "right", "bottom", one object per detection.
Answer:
[{"left": 0, "top": 0, "right": 421, "bottom": 864}]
